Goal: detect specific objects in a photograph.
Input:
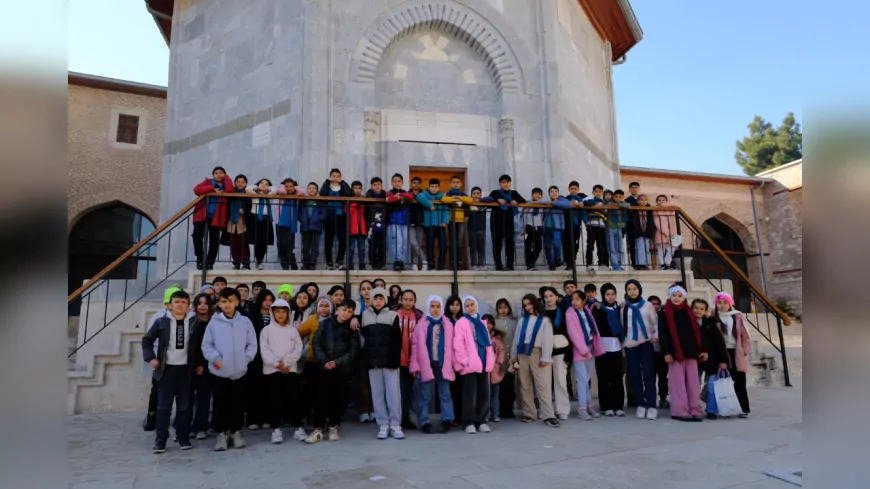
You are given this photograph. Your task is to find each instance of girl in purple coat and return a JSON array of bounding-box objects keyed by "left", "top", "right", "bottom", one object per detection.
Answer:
[{"left": 410, "top": 295, "right": 455, "bottom": 434}]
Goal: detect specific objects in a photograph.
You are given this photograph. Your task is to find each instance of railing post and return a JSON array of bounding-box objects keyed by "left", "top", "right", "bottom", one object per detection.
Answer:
[
  {"left": 567, "top": 208, "right": 577, "bottom": 284},
  {"left": 344, "top": 201, "right": 351, "bottom": 292},
  {"left": 775, "top": 315, "right": 792, "bottom": 387},
  {"left": 451, "top": 206, "right": 459, "bottom": 297},
  {"left": 200, "top": 196, "right": 210, "bottom": 287},
  {"left": 675, "top": 210, "right": 687, "bottom": 288}
]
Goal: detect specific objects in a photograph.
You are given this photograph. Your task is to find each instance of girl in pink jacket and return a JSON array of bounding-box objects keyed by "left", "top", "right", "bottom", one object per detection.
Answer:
[
  {"left": 565, "top": 291, "right": 605, "bottom": 420},
  {"left": 713, "top": 292, "right": 752, "bottom": 417},
  {"left": 453, "top": 296, "right": 495, "bottom": 434},
  {"left": 409, "top": 295, "right": 455, "bottom": 434}
]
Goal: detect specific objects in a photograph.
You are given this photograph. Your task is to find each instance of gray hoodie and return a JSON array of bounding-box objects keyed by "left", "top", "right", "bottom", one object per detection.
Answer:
[{"left": 201, "top": 311, "right": 258, "bottom": 380}]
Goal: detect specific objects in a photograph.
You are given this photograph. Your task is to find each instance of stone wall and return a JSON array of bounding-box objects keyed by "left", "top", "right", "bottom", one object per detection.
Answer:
[
  {"left": 68, "top": 85, "right": 165, "bottom": 228},
  {"left": 763, "top": 185, "right": 802, "bottom": 316}
]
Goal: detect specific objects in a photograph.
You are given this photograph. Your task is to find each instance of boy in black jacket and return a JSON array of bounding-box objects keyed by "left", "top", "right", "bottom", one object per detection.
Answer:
[
  {"left": 488, "top": 175, "right": 526, "bottom": 271},
  {"left": 365, "top": 177, "right": 389, "bottom": 270},
  {"left": 141, "top": 290, "right": 206, "bottom": 453},
  {"left": 319, "top": 168, "right": 354, "bottom": 270},
  {"left": 467, "top": 187, "right": 489, "bottom": 271}
]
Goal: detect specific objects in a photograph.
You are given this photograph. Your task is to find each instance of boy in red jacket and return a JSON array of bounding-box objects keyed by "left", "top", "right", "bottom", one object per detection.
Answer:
[
  {"left": 192, "top": 166, "right": 232, "bottom": 270},
  {"left": 349, "top": 181, "right": 368, "bottom": 270}
]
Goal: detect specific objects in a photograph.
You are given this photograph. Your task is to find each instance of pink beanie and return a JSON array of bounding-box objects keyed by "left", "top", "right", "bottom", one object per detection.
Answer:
[{"left": 714, "top": 292, "right": 734, "bottom": 308}]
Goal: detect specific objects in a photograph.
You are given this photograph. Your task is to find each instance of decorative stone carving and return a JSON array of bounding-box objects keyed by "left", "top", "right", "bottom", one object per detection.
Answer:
[{"left": 499, "top": 117, "right": 516, "bottom": 181}]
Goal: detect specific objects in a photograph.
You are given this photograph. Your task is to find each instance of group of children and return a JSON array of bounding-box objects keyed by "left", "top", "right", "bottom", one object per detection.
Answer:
[
  {"left": 191, "top": 167, "right": 680, "bottom": 273},
  {"left": 143, "top": 275, "right": 752, "bottom": 454}
]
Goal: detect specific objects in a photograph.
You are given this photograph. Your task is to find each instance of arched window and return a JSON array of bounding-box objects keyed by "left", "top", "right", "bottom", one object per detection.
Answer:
[
  {"left": 68, "top": 204, "right": 155, "bottom": 314},
  {"left": 693, "top": 217, "right": 750, "bottom": 311}
]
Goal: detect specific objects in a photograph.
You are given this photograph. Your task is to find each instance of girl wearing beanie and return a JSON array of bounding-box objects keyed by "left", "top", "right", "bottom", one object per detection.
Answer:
[
  {"left": 658, "top": 286, "right": 707, "bottom": 421},
  {"left": 713, "top": 292, "right": 752, "bottom": 417},
  {"left": 620, "top": 279, "right": 659, "bottom": 420},
  {"left": 595, "top": 283, "right": 626, "bottom": 417}
]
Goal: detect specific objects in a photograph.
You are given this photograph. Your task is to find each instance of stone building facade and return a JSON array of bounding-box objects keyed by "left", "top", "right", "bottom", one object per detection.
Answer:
[{"left": 68, "top": 73, "right": 167, "bottom": 228}]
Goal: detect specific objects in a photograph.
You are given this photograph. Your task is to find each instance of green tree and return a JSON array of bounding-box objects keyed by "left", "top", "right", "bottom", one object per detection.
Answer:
[{"left": 735, "top": 113, "right": 802, "bottom": 175}]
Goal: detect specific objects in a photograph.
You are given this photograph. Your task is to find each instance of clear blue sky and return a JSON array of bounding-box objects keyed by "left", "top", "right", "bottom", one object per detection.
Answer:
[{"left": 68, "top": 0, "right": 866, "bottom": 175}]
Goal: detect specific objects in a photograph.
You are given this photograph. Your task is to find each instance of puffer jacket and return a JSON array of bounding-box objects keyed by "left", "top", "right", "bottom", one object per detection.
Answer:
[
  {"left": 360, "top": 307, "right": 402, "bottom": 369},
  {"left": 414, "top": 190, "right": 450, "bottom": 227},
  {"left": 312, "top": 316, "right": 359, "bottom": 374},
  {"left": 386, "top": 188, "right": 415, "bottom": 225},
  {"left": 453, "top": 316, "right": 495, "bottom": 375},
  {"left": 410, "top": 315, "right": 455, "bottom": 382}
]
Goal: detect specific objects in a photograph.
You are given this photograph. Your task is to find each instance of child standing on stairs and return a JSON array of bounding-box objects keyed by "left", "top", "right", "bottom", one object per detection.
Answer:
[{"left": 658, "top": 286, "right": 707, "bottom": 422}]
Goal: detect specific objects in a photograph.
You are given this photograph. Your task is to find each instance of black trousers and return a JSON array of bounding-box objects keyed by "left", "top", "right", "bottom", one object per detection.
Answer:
[
  {"left": 626, "top": 229, "right": 637, "bottom": 267},
  {"left": 267, "top": 372, "right": 303, "bottom": 429},
  {"left": 276, "top": 227, "right": 297, "bottom": 269},
  {"left": 155, "top": 365, "right": 192, "bottom": 444},
  {"left": 324, "top": 214, "right": 347, "bottom": 266},
  {"left": 461, "top": 372, "right": 490, "bottom": 428},
  {"left": 425, "top": 226, "right": 447, "bottom": 270},
  {"left": 654, "top": 350, "right": 669, "bottom": 400},
  {"left": 301, "top": 231, "right": 320, "bottom": 269},
  {"left": 370, "top": 233, "right": 386, "bottom": 269},
  {"left": 469, "top": 229, "right": 486, "bottom": 267},
  {"left": 192, "top": 221, "right": 221, "bottom": 266},
  {"left": 450, "top": 373, "right": 463, "bottom": 423},
  {"left": 585, "top": 225, "right": 608, "bottom": 266},
  {"left": 313, "top": 371, "right": 351, "bottom": 429},
  {"left": 147, "top": 378, "right": 158, "bottom": 413},
  {"left": 300, "top": 362, "right": 319, "bottom": 425},
  {"left": 499, "top": 372, "right": 517, "bottom": 418},
  {"left": 524, "top": 225, "right": 542, "bottom": 268},
  {"left": 728, "top": 349, "right": 750, "bottom": 413},
  {"left": 562, "top": 224, "right": 581, "bottom": 266},
  {"left": 399, "top": 366, "right": 416, "bottom": 423},
  {"left": 491, "top": 213, "right": 516, "bottom": 269},
  {"left": 595, "top": 351, "right": 624, "bottom": 412},
  {"left": 251, "top": 220, "right": 272, "bottom": 263},
  {"left": 245, "top": 367, "right": 267, "bottom": 426},
  {"left": 210, "top": 374, "right": 245, "bottom": 434}
]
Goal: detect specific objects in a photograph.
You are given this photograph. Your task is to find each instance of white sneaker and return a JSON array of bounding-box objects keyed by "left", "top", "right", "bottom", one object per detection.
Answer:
[
  {"left": 422, "top": 260, "right": 428, "bottom": 270},
  {"left": 293, "top": 427, "right": 307, "bottom": 441},
  {"left": 214, "top": 432, "right": 228, "bottom": 451},
  {"left": 599, "top": 265, "right": 609, "bottom": 271},
  {"left": 195, "top": 431, "right": 207, "bottom": 440},
  {"left": 328, "top": 426, "right": 340, "bottom": 441},
  {"left": 304, "top": 428, "right": 323, "bottom": 444},
  {"left": 262, "top": 423, "right": 271, "bottom": 429},
  {"left": 587, "top": 407, "right": 601, "bottom": 418},
  {"left": 377, "top": 424, "right": 389, "bottom": 440},
  {"left": 646, "top": 408, "right": 658, "bottom": 420},
  {"left": 586, "top": 266, "right": 595, "bottom": 273},
  {"left": 247, "top": 424, "right": 260, "bottom": 430},
  {"left": 359, "top": 413, "right": 370, "bottom": 423},
  {"left": 636, "top": 407, "right": 647, "bottom": 419},
  {"left": 390, "top": 426, "right": 405, "bottom": 439},
  {"left": 231, "top": 431, "right": 246, "bottom": 448},
  {"left": 271, "top": 428, "right": 284, "bottom": 444},
  {"left": 616, "top": 410, "right": 626, "bottom": 417},
  {"left": 478, "top": 423, "right": 491, "bottom": 433},
  {"left": 257, "top": 263, "right": 265, "bottom": 270},
  {"left": 557, "top": 414, "right": 568, "bottom": 421},
  {"left": 577, "top": 410, "right": 593, "bottom": 421},
  {"left": 465, "top": 425, "right": 477, "bottom": 434},
  {"left": 604, "top": 410, "right": 615, "bottom": 417}
]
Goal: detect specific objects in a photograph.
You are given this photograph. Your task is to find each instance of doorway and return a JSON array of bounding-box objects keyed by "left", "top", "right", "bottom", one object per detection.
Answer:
[{"left": 409, "top": 168, "right": 469, "bottom": 270}]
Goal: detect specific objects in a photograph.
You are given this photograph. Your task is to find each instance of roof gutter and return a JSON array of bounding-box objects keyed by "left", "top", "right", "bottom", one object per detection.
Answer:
[{"left": 146, "top": 5, "right": 172, "bottom": 21}]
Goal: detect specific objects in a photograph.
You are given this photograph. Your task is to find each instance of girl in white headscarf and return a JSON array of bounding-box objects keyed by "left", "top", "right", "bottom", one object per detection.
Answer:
[
  {"left": 409, "top": 295, "right": 456, "bottom": 433},
  {"left": 452, "top": 296, "right": 495, "bottom": 434}
]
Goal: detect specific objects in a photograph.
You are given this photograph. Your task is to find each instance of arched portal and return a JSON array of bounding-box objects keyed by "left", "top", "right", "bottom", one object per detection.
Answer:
[
  {"left": 693, "top": 216, "right": 751, "bottom": 311},
  {"left": 68, "top": 203, "right": 155, "bottom": 314}
]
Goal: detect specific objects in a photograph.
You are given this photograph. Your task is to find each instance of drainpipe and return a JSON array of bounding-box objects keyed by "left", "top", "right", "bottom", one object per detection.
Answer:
[
  {"left": 146, "top": 6, "right": 172, "bottom": 21},
  {"left": 535, "top": 0, "right": 553, "bottom": 181},
  {"left": 750, "top": 182, "right": 769, "bottom": 296}
]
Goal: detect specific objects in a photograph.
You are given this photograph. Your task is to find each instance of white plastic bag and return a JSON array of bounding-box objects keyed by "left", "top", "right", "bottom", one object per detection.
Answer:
[{"left": 712, "top": 371, "right": 742, "bottom": 417}]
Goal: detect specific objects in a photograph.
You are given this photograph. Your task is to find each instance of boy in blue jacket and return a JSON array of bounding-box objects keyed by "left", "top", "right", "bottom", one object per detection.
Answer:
[
  {"left": 385, "top": 174, "right": 415, "bottom": 271},
  {"left": 276, "top": 178, "right": 307, "bottom": 270},
  {"left": 201, "top": 288, "right": 258, "bottom": 451},
  {"left": 299, "top": 182, "right": 326, "bottom": 270},
  {"left": 540, "top": 186, "right": 573, "bottom": 271},
  {"left": 415, "top": 178, "right": 450, "bottom": 270},
  {"left": 605, "top": 189, "right": 630, "bottom": 270}
]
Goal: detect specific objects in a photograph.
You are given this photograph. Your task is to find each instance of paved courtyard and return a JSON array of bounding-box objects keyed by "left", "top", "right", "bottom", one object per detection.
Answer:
[{"left": 69, "top": 369, "right": 802, "bottom": 489}]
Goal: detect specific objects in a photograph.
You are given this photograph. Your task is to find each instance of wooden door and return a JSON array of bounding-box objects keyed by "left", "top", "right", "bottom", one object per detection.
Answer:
[{"left": 409, "top": 168, "right": 469, "bottom": 270}]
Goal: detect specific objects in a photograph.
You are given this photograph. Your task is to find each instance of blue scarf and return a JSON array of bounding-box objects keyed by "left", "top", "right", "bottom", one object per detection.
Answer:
[
  {"left": 623, "top": 299, "right": 649, "bottom": 341},
  {"left": 603, "top": 302, "right": 623, "bottom": 339},
  {"left": 207, "top": 179, "right": 222, "bottom": 218},
  {"left": 548, "top": 307, "right": 563, "bottom": 329},
  {"left": 229, "top": 187, "right": 246, "bottom": 223},
  {"left": 574, "top": 307, "right": 598, "bottom": 346},
  {"left": 499, "top": 189, "right": 519, "bottom": 216},
  {"left": 465, "top": 313, "right": 492, "bottom": 365},
  {"left": 256, "top": 195, "right": 273, "bottom": 221},
  {"left": 445, "top": 188, "right": 466, "bottom": 197},
  {"left": 516, "top": 315, "right": 543, "bottom": 356},
  {"left": 426, "top": 316, "right": 445, "bottom": 368}
]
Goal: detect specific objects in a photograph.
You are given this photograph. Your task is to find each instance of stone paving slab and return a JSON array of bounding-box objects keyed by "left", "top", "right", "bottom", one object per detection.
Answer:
[{"left": 69, "top": 380, "right": 802, "bottom": 489}]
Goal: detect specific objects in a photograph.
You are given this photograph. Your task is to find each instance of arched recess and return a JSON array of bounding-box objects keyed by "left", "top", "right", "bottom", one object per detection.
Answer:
[
  {"left": 350, "top": 0, "right": 524, "bottom": 94},
  {"left": 68, "top": 203, "right": 156, "bottom": 313},
  {"left": 68, "top": 189, "right": 159, "bottom": 232},
  {"left": 693, "top": 213, "right": 756, "bottom": 311}
]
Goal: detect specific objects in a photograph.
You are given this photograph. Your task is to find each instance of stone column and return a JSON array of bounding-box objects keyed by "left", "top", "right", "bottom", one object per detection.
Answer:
[
  {"left": 364, "top": 109, "right": 380, "bottom": 184},
  {"left": 499, "top": 118, "right": 515, "bottom": 181}
]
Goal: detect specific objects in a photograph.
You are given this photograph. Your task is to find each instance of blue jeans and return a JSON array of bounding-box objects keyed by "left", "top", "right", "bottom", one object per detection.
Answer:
[
  {"left": 635, "top": 236, "right": 651, "bottom": 266},
  {"left": 543, "top": 227, "right": 562, "bottom": 267},
  {"left": 190, "top": 371, "right": 211, "bottom": 433},
  {"left": 606, "top": 227, "right": 624, "bottom": 267},
  {"left": 425, "top": 226, "right": 447, "bottom": 269},
  {"left": 388, "top": 225, "right": 409, "bottom": 264},
  {"left": 625, "top": 342, "right": 657, "bottom": 408},
  {"left": 705, "top": 373, "right": 718, "bottom": 414},
  {"left": 490, "top": 382, "right": 500, "bottom": 419},
  {"left": 349, "top": 235, "right": 366, "bottom": 268},
  {"left": 572, "top": 358, "right": 593, "bottom": 408},
  {"left": 418, "top": 364, "right": 454, "bottom": 424}
]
